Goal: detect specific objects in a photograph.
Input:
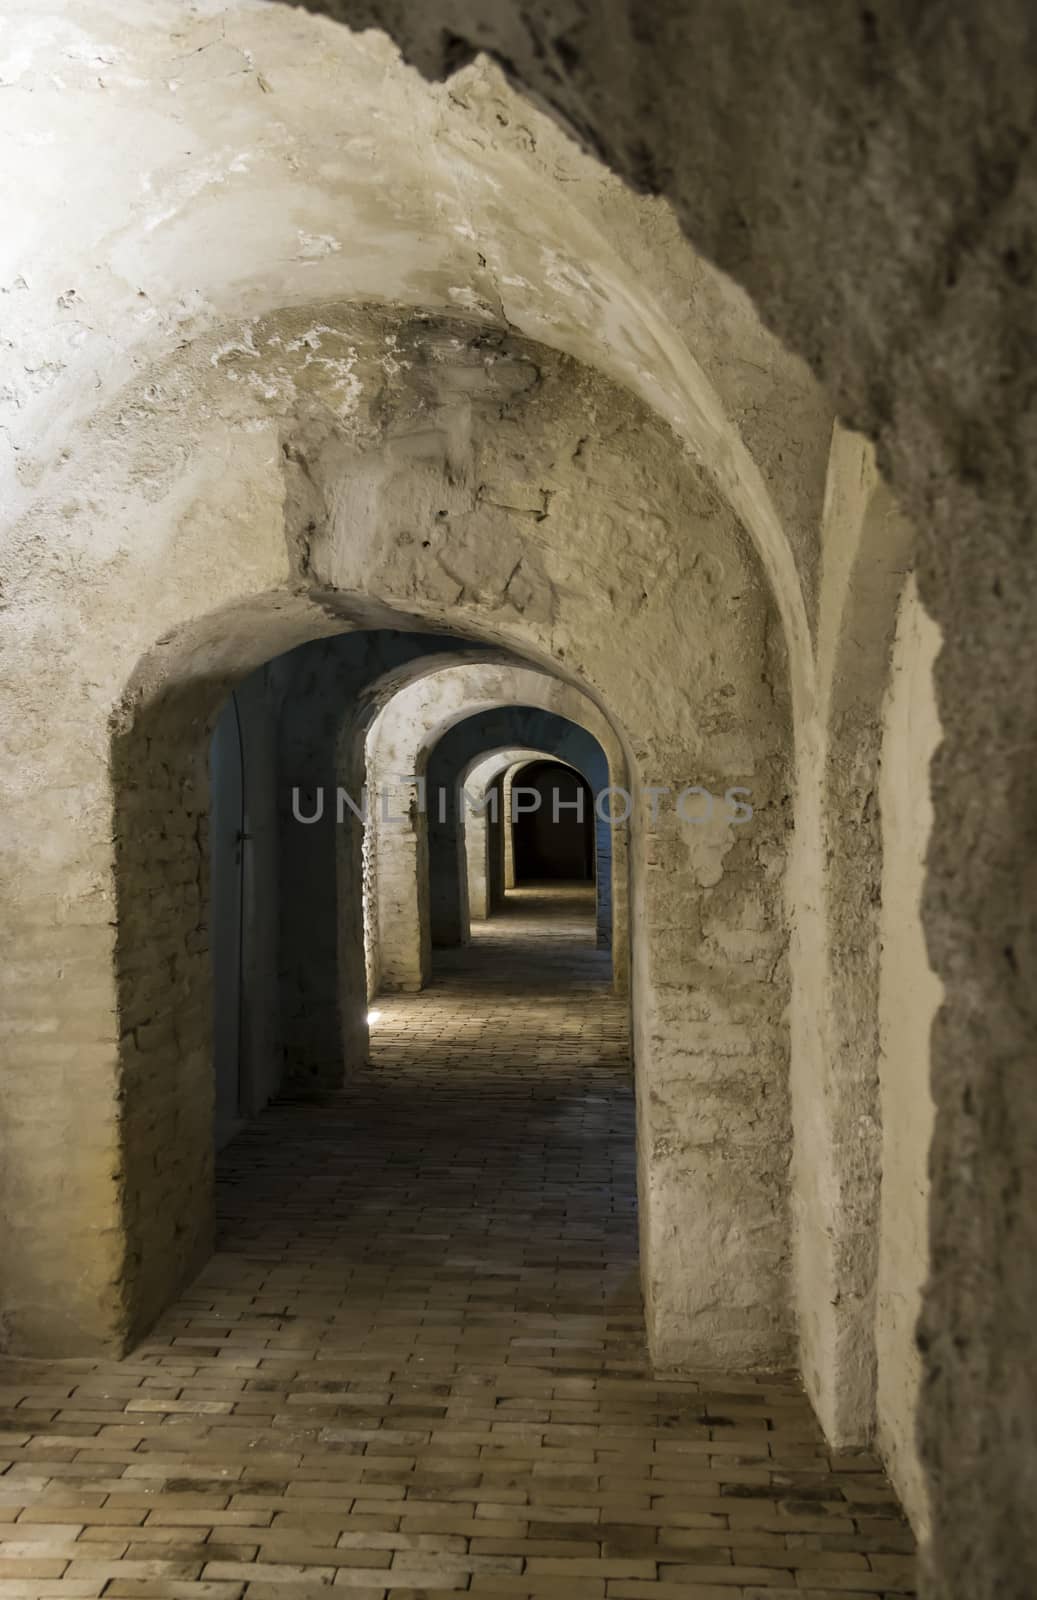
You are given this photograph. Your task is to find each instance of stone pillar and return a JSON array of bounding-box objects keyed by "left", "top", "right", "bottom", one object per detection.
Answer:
[
  {"left": 487, "top": 778, "right": 506, "bottom": 912},
  {"left": 503, "top": 766, "right": 518, "bottom": 890},
  {"left": 0, "top": 720, "right": 126, "bottom": 1352},
  {"left": 369, "top": 770, "right": 430, "bottom": 991},
  {"left": 466, "top": 800, "right": 491, "bottom": 920},
  {"left": 631, "top": 765, "right": 794, "bottom": 1372}
]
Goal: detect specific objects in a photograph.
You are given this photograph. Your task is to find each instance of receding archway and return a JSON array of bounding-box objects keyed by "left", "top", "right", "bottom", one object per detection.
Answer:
[
  {"left": 461, "top": 746, "right": 565, "bottom": 920},
  {"left": 363, "top": 663, "right": 631, "bottom": 996},
  {"left": 426, "top": 708, "right": 618, "bottom": 947}
]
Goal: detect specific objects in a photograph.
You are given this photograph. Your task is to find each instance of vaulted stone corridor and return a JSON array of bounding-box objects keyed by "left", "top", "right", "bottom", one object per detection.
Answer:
[
  {"left": 0, "top": 887, "right": 916, "bottom": 1596},
  {"left": 3, "top": 3, "right": 1036, "bottom": 1595}
]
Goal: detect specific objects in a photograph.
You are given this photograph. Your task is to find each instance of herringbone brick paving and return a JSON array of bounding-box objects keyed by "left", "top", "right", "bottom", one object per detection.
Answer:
[{"left": 0, "top": 884, "right": 916, "bottom": 1597}]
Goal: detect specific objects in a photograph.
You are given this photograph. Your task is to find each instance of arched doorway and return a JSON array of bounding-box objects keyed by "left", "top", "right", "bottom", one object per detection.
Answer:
[{"left": 510, "top": 759, "right": 595, "bottom": 883}]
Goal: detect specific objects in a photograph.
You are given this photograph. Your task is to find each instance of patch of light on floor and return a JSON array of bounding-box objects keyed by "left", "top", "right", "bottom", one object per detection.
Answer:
[{"left": 366, "top": 1008, "right": 382, "bottom": 1024}]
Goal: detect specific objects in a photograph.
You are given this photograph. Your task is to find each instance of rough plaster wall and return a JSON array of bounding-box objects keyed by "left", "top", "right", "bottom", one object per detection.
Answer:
[
  {"left": 876, "top": 577, "right": 942, "bottom": 1540},
  {"left": 629, "top": 741, "right": 792, "bottom": 1371},
  {"left": 0, "top": 1, "right": 829, "bottom": 687},
  {"left": 361, "top": 796, "right": 379, "bottom": 999},
  {"left": 270, "top": 5, "right": 1037, "bottom": 1588},
  {"left": 790, "top": 429, "right": 918, "bottom": 1442}
]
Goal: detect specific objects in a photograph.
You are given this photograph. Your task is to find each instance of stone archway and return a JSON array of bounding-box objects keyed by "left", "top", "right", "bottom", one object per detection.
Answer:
[
  {"left": 3, "top": 297, "right": 796, "bottom": 1403},
  {"left": 461, "top": 746, "right": 567, "bottom": 919},
  {"left": 423, "top": 706, "right": 618, "bottom": 962},
  {"left": 363, "top": 662, "right": 628, "bottom": 994}
]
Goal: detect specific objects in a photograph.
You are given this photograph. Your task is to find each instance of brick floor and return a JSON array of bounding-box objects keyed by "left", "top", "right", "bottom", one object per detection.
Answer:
[{"left": 0, "top": 884, "right": 917, "bottom": 1597}]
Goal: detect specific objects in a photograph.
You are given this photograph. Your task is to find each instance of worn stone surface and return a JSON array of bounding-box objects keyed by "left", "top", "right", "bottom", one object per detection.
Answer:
[{"left": 875, "top": 579, "right": 942, "bottom": 1540}]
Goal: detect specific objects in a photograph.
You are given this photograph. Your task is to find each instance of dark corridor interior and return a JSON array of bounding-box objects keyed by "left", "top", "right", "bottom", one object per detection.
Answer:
[{"left": 512, "top": 760, "right": 595, "bottom": 883}]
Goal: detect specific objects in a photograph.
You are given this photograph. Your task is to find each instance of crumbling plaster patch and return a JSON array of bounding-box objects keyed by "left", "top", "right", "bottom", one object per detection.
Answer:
[{"left": 0, "top": 1, "right": 828, "bottom": 689}]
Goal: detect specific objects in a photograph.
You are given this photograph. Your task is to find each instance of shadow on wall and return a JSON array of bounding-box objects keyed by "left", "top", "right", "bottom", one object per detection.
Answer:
[{"left": 209, "top": 682, "right": 284, "bottom": 1151}]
